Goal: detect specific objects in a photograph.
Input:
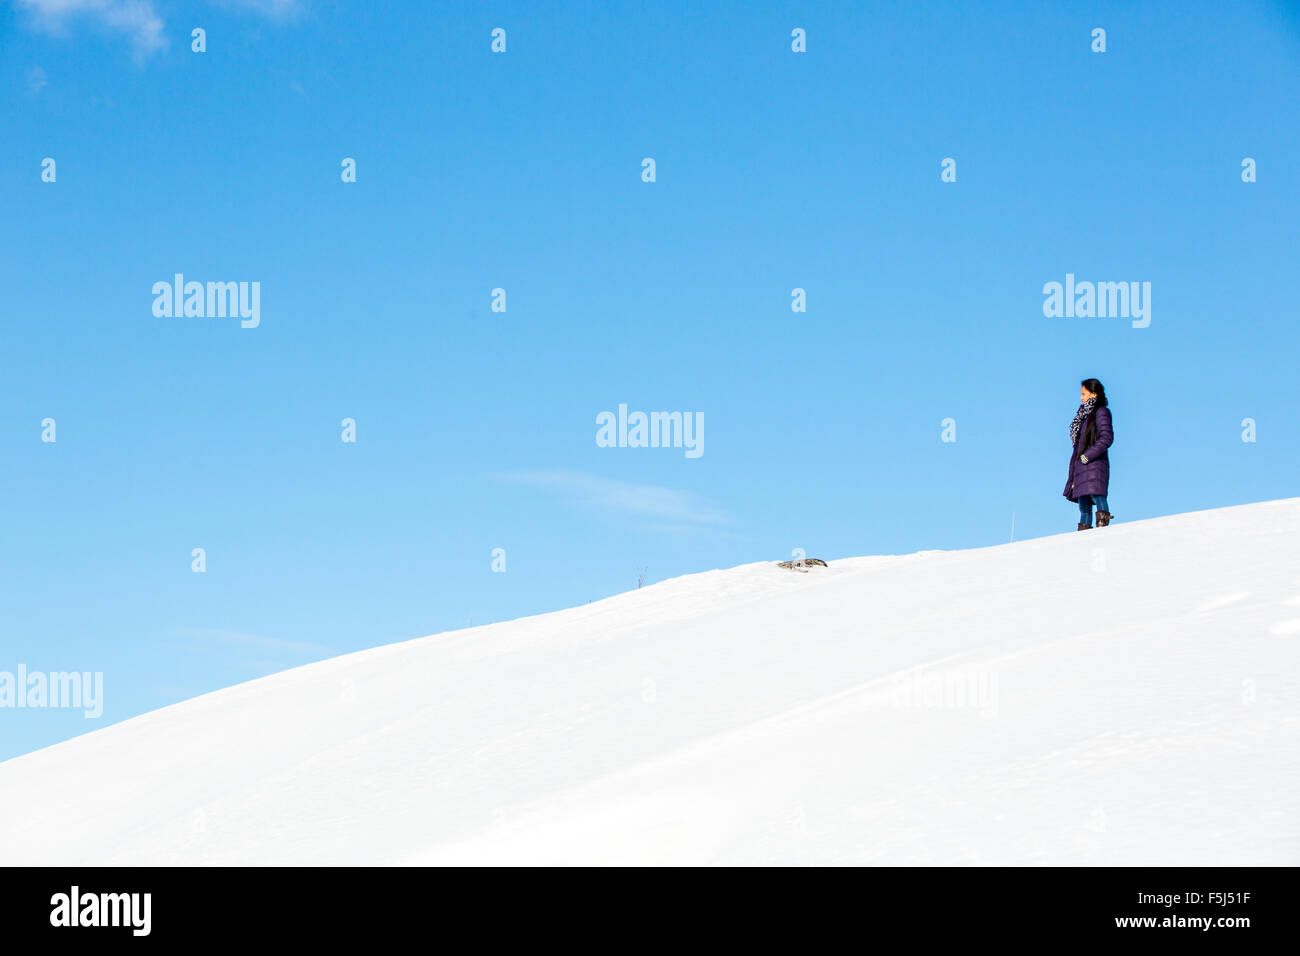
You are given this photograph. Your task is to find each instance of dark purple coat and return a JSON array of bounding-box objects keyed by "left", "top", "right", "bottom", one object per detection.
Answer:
[{"left": 1063, "top": 405, "right": 1113, "bottom": 502}]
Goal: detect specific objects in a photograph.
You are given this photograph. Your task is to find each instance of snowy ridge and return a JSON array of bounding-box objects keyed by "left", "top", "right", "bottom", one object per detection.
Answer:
[{"left": 2, "top": 499, "right": 1298, "bottom": 865}]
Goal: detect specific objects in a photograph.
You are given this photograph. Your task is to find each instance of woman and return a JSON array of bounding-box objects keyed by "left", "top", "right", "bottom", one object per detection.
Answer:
[{"left": 1064, "top": 378, "right": 1114, "bottom": 529}]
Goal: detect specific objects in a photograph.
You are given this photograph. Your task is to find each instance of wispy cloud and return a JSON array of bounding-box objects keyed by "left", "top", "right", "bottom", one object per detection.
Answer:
[
  {"left": 15, "top": 0, "right": 302, "bottom": 59},
  {"left": 26, "top": 65, "right": 48, "bottom": 94},
  {"left": 495, "top": 470, "right": 731, "bottom": 528},
  {"left": 16, "top": 0, "right": 168, "bottom": 58}
]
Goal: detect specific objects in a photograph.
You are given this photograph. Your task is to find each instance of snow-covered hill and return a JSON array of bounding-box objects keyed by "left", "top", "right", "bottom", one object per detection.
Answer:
[{"left": 3, "top": 499, "right": 1299, "bottom": 865}]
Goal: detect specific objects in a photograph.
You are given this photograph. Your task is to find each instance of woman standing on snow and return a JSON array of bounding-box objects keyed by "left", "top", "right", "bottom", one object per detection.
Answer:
[{"left": 1064, "top": 378, "right": 1114, "bottom": 529}]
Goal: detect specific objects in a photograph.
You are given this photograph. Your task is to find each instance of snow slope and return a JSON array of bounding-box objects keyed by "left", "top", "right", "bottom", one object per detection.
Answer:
[{"left": 3, "top": 499, "right": 1299, "bottom": 866}]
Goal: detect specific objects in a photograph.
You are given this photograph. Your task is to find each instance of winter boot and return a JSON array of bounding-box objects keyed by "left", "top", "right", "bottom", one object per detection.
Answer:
[
  {"left": 1096, "top": 511, "right": 1113, "bottom": 527},
  {"left": 1077, "top": 522, "right": 1091, "bottom": 531}
]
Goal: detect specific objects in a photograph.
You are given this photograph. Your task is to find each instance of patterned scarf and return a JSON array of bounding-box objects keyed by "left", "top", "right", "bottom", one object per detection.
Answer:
[{"left": 1070, "top": 397, "right": 1097, "bottom": 448}]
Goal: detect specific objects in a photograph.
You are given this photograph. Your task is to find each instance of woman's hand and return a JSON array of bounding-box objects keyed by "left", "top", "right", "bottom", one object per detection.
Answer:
[{"left": 1080, "top": 454, "right": 1089, "bottom": 464}]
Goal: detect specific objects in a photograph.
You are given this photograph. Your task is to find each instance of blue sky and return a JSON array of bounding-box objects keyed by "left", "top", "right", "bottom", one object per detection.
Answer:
[{"left": 2, "top": 0, "right": 1298, "bottom": 760}]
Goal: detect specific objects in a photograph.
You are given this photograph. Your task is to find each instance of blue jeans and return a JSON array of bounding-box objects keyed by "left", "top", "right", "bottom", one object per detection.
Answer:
[{"left": 1079, "top": 494, "right": 1109, "bottom": 525}]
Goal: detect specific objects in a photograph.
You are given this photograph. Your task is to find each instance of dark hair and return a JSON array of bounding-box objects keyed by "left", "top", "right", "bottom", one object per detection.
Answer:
[
  {"left": 1077, "top": 379, "right": 1109, "bottom": 452},
  {"left": 1081, "top": 378, "right": 1108, "bottom": 407}
]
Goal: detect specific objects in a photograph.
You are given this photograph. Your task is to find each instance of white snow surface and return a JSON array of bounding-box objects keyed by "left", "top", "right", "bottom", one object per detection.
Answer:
[{"left": 3, "top": 499, "right": 1299, "bottom": 865}]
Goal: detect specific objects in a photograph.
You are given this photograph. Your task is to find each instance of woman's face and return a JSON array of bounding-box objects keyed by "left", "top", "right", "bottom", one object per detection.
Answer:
[{"left": 1080, "top": 385, "right": 1096, "bottom": 402}]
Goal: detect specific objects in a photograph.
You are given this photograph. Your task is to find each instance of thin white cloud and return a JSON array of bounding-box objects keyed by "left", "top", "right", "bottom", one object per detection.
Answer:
[
  {"left": 16, "top": 0, "right": 168, "bottom": 57},
  {"left": 496, "top": 470, "right": 730, "bottom": 528},
  {"left": 27, "top": 65, "right": 48, "bottom": 94}
]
